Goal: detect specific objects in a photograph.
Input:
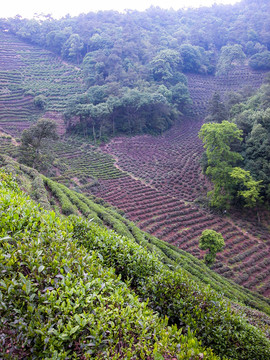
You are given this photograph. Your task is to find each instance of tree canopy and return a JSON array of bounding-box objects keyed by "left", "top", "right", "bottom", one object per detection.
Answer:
[
  {"left": 1, "top": 0, "right": 270, "bottom": 138},
  {"left": 199, "top": 229, "right": 225, "bottom": 266},
  {"left": 18, "top": 118, "right": 58, "bottom": 169},
  {"left": 199, "top": 121, "right": 243, "bottom": 208}
]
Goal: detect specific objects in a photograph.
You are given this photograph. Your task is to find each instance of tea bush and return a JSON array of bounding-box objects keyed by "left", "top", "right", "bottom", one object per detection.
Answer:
[
  {"left": 0, "top": 170, "right": 218, "bottom": 359},
  {"left": 71, "top": 216, "right": 270, "bottom": 359}
]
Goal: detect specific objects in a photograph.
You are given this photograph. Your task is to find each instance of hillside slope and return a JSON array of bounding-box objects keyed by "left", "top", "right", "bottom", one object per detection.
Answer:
[
  {"left": 96, "top": 127, "right": 270, "bottom": 297},
  {"left": 1, "top": 154, "right": 270, "bottom": 319},
  {"left": 0, "top": 31, "right": 85, "bottom": 136},
  {"left": 1, "top": 169, "right": 270, "bottom": 359},
  {"left": 0, "top": 28, "right": 269, "bottom": 298}
]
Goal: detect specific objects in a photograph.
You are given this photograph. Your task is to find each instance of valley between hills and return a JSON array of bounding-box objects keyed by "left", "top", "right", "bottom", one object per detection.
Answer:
[{"left": 1, "top": 3, "right": 270, "bottom": 357}]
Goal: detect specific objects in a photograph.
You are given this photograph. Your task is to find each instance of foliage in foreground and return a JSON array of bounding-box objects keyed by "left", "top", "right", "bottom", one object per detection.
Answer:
[
  {"left": 1, "top": 154, "right": 270, "bottom": 317},
  {"left": 1, "top": 173, "right": 270, "bottom": 359},
  {"left": 71, "top": 216, "right": 270, "bottom": 360},
  {"left": 0, "top": 170, "right": 216, "bottom": 359}
]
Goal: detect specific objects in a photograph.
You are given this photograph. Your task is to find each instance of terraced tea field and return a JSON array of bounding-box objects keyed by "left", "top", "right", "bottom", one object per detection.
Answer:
[
  {"left": 102, "top": 118, "right": 211, "bottom": 202},
  {"left": 2, "top": 154, "right": 270, "bottom": 316},
  {"left": 46, "top": 140, "right": 125, "bottom": 189},
  {"left": 38, "top": 65, "right": 270, "bottom": 297},
  {"left": 0, "top": 30, "right": 86, "bottom": 135},
  {"left": 91, "top": 68, "right": 270, "bottom": 297},
  {"left": 186, "top": 65, "right": 266, "bottom": 117},
  {"left": 1, "top": 29, "right": 269, "bottom": 298}
]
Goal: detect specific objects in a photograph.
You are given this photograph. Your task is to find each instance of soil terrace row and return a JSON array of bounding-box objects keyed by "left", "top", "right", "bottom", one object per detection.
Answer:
[
  {"left": 91, "top": 174, "right": 270, "bottom": 297},
  {"left": 96, "top": 67, "right": 270, "bottom": 297},
  {"left": 103, "top": 118, "right": 211, "bottom": 202}
]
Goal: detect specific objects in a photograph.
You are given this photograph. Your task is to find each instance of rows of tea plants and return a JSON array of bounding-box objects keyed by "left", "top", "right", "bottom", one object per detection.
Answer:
[
  {"left": 104, "top": 118, "right": 211, "bottom": 202},
  {"left": 0, "top": 33, "right": 40, "bottom": 127},
  {"left": 0, "top": 134, "right": 17, "bottom": 157},
  {"left": 1, "top": 171, "right": 222, "bottom": 360},
  {"left": 103, "top": 66, "right": 266, "bottom": 203},
  {"left": 37, "top": 175, "right": 270, "bottom": 316},
  {"left": 0, "top": 30, "right": 86, "bottom": 135},
  {"left": 98, "top": 67, "right": 270, "bottom": 296},
  {"left": 18, "top": 48, "right": 86, "bottom": 111},
  {"left": 2, "top": 154, "right": 270, "bottom": 316},
  {"left": 91, "top": 174, "right": 270, "bottom": 297},
  {"left": 2, "top": 170, "right": 270, "bottom": 359},
  {"left": 47, "top": 140, "right": 125, "bottom": 185},
  {"left": 186, "top": 66, "right": 266, "bottom": 117}
]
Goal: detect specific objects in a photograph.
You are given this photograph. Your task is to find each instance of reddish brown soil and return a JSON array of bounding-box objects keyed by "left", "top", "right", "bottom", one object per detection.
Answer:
[{"left": 94, "top": 67, "right": 270, "bottom": 297}]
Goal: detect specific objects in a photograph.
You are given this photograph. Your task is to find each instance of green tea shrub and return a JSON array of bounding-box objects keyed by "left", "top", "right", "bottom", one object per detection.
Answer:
[
  {"left": 0, "top": 170, "right": 217, "bottom": 359},
  {"left": 70, "top": 216, "right": 270, "bottom": 360}
]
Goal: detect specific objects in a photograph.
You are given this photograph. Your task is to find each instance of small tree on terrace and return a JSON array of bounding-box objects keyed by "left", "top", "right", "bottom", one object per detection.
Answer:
[
  {"left": 18, "top": 118, "right": 58, "bottom": 169},
  {"left": 199, "top": 229, "right": 225, "bottom": 266}
]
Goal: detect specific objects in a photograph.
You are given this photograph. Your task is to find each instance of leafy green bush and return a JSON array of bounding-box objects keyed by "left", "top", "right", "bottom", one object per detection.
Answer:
[
  {"left": 0, "top": 170, "right": 217, "bottom": 359},
  {"left": 70, "top": 216, "right": 270, "bottom": 360},
  {"left": 43, "top": 177, "right": 78, "bottom": 215},
  {"left": 34, "top": 94, "right": 47, "bottom": 109}
]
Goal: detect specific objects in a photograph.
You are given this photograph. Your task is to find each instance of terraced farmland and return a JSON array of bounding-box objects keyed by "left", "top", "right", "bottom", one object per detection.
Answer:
[
  {"left": 1, "top": 29, "right": 270, "bottom": 299},
  {"left": 90, "top": 171, "right": 270, "bottom": 297},
  {"left": 103, "top": 118, "right": 211, "bottom": 202},
  {"left": 186, "top": 65, "right": 266, "bottom": 117},
  {"left": 2, "top": 154, "right": 270, "bottom": 318},
  {"left": 91, "top": 68, "right": 270, "bottom": 297},
  {"left": 46, "top": 140, "right": 125, "bottom": 189},
  {"left": 0, "top": 30, "right": 86, "bottom": 135}
]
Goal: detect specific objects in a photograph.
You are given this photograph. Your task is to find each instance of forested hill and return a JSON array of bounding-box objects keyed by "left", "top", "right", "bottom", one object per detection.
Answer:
[
  {"left": 0, "top": 0, "right": 270, "bottom": 139},
  {"left": 2, "top": 2, "right": 270, "bottom": 357}
]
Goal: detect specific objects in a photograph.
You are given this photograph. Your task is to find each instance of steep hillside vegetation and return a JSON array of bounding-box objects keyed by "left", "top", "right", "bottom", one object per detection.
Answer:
[
  {"left": 1, "top": 0, "right": 269, "bottom": 139},
  {"left": 1, "top": 169, "right": 270, "bottom": 359},
  {"left": 0, "top": 31, "right": 85, "bottom": 136},
  {"left": 0, "top": 3, "right": 270, "bottom": 352},
  {"left": 1, "top": 154, "right": 270, "bottom": 317}
]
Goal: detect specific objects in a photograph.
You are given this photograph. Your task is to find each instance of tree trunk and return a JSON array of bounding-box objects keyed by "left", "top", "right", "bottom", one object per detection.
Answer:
[
  {"left": 112, "top": 117, "right": 115, "bottom": 136},
  {"left": 92, "top": 122, "right": 96, "bottom": 144}
]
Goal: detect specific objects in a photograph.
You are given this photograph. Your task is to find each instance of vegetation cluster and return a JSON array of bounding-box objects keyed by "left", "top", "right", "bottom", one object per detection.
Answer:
[
  {"left": 1, "top": 170, "right": 270, "bottom": 359},
  {"left": 199, "top": 75, "right": 270, "bottom": 210},
  {"left": 1, "top": 0, "right": 270, "bottom": 139}
]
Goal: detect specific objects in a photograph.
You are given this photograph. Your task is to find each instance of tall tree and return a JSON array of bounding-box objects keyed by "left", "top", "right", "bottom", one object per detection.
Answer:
[
  {"left": 206, "top": 92, "right": 227, "bottom": 123},
  {"left": 199, "top": 120, "right": 243, "bottom": 208},
  {"left": 62, "top": 34, "right": 84, "bottom": 64}
]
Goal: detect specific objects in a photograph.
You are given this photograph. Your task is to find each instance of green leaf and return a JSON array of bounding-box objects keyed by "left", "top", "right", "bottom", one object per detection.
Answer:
[
  {"left": 70, "top": 325, "right": 80, "bottom": 335},
  {"left": 38, "top": 265, "right": 45, "bottom": 273},
  {"left": 154, "top": 353, "right": 164, "bottom": 360},
  {"left": 25, "top": 280, "right": 31, "bottom": 295}
]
